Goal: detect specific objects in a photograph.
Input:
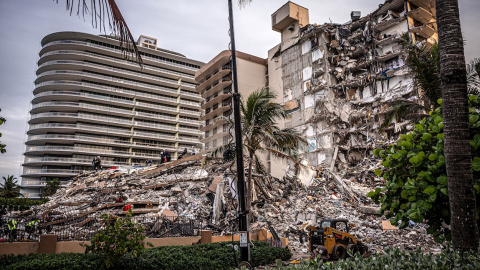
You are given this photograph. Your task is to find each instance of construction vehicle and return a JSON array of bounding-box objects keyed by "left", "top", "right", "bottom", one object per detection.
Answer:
[{"left": 308, "top": 218, "right": 368, "bottom": 260}]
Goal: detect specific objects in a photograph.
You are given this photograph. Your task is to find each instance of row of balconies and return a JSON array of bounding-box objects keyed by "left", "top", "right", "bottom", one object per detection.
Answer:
[
  {"left": 41, "top": 40, "right": 199, "bottom": 72},
  {"left": 30, "top": 100, "right": 200, "bottom": 119},
  {"left": 37, "top": 59, "right": 197, "bottom": 90},
  {"left": 38, "top": 50, "right": 196, "bottom": 81},
  {"left": 35, "top": 70, "right": 202, "bottom": 101}
]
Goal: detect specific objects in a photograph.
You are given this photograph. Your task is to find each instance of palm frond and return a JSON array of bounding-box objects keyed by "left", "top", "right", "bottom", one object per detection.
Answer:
[
  {"left": 254, "top": 154, "right": 267, "bottom": 175},
  {"left": 238, "top": 0, "right": 252, "bottom": 8},
  {"left": 57, "top": 0, "right": 142, "bottom": 67},
  {"left": 380, "top": 99, "right": 426, "bottom": 129}
]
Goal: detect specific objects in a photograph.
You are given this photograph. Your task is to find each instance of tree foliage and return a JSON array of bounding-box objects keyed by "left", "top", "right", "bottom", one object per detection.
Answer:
[
  {"left": 369, "top": 97, "right": 480, "bottom": 241},
  {"left": 0, "top": 175, "right": 23, "bottom": 199},
  {"left": 83, "top": 211, "right": 152, "bottom": 268},
  {"left": 41, "top": 178, "right": 61, "bottom": 198}
]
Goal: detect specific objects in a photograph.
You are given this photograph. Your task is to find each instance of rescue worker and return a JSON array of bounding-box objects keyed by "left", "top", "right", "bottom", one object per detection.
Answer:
[
  {"left": 192, "top": 146, "right": 197, "bottom": 156},
  {"left": 92, "top": 156, "right": 101, "bottom": 171},
  {"left": 7, "top": 218, "right": 18, "bottom": 241},
  {"left": 26, "top": 219, "right": 40, "bottom": 239}
]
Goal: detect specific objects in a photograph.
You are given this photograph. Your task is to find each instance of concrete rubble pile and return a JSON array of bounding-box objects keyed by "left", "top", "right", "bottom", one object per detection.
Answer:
[{"left": 16, "top": 154, "right": 439, "bottom": 255}]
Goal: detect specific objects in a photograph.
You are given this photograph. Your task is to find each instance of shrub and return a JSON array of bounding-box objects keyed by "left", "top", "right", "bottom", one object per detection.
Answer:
[
  {"left": 0, "top": 241, "right": 291, "bottom": 270},
  {"left": 266, "top": 246, "right": 480, "bottom": 270},
  {"left": 82, "top": 210, "right": 152, "bottom": 268},
  {"left": 0, "top": 198, "right": 48, "bottom": 211},
  {"left": 368, "top": 97, "right": 480, "bottom": 241}
]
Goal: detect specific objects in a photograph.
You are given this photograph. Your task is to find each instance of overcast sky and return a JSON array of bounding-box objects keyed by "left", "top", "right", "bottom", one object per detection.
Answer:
[{"left": 0, "top": 0, "right": 479, "bottom": 180}]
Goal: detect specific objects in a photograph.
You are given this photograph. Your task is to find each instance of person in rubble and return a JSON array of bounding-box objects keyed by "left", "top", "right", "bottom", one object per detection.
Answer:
[
  {"left": 160, "top": 150, "right": 165, "bottom": 164},
  {"left": 7, "top": 218, "right": 18, "bottom": 241},
  {"left": 146, "top": 159, "right": 152, "bottom": 166},
  {"left": 92, "top": 156, "right": 101, "bottom": 171}
]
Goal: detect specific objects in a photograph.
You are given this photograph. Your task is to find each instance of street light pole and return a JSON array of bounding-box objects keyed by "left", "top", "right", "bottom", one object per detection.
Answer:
[{"left": 227, "top": 0, "right": 250, "bottom": 263}]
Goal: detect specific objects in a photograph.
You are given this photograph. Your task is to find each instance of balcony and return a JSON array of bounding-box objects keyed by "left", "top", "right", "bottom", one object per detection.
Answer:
[
  {"left": 179, "top": 109, "right": 200, "bottom": 117},
  {"left": 134, "top": 121, "right": 177, "bottom": 132},
  {"left": 200, "top": 79, "right": 231, "bottom": 99},
  {"left": 407, "top": 7, "right": 433, "bottom": 25},
  {"left": 196, "top": 69, "right": 231, "bottom": 93},
  {"left": 135, "top": 101, "right": 178, "bottom": 113},
  {"left": 411, "top": 24, "right": 435, "bottom": 39},
  {"left": 177, "top": 118, "right": 201, "bottom": 126},
  {"left": 134, "top": 111, "right": 178, "bottom": 123},
  {"left": 133, "top": 131, "right": 177, "bottom": 141}
]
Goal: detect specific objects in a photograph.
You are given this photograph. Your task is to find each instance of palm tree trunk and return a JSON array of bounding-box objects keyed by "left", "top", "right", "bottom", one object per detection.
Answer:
[
  {"left": 437, "top": 0, "right": 478, "bottom": 251},
  {"left": 247, "top": 151, "right": 254, "bottom": 221}
]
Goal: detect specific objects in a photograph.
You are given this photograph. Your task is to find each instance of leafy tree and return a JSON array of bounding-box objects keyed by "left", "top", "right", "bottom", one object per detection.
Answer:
[
  {"left": 0, "top": 175, "right": 23, "bottom": 198},
  {"left": 83, "top": 210, "right": 152, "bottom": 268},
  {"left": 41, "top": 178, "right": 61, "bottom": 198},
  {"left": 369, "top": 96, "right": 480, "bottom": 242},
  {"left": 0, "top": 108, "right": 6, "bottom": 154},
  {"left": 437, "top": 0, "right": 478, "bottom": 251}
]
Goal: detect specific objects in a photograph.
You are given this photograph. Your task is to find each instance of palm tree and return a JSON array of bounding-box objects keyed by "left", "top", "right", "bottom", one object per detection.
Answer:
[
  {"left": 215, "top": 88, "right": 306, "bottom": 216},
  {"left": 437, "top": 0, "right": 478, "bottom": 251},
  {"left": 41, "top": 178, "right": 61, "bottom": 198},
  {"left": 0, "top": 175, "right": 23, "bottom": 198}
]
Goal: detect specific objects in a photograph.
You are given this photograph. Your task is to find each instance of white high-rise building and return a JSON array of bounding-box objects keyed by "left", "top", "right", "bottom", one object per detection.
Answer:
[{"left": 21, "top": 32, "right": 204, "bottom": 198}]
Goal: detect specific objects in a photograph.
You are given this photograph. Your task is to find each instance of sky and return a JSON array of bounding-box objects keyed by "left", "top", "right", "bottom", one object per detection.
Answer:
[{"left": 0, "top": 0, "right": 479, "bottom": 181}]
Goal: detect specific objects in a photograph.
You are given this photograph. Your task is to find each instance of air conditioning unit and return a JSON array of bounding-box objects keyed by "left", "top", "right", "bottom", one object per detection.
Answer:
[{"left": 288, "top": 24, "right": 295, "bottom": 31}]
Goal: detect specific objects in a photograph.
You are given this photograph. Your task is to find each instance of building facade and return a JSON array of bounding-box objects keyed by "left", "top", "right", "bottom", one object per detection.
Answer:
[
  {"left": 21, "top": 32, "right": 204, "bottom": 198},
  {"left": 195, "top": 50, "right": 267, "bottom": 152},
  {"left": 268, "top": 0, "right": 437, "bottom": 172}
]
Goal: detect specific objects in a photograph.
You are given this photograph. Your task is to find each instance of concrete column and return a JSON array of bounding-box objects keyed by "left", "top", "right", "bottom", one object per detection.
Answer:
[
  {"left": 200, "top": 230, "right": 212, "bottom": 244},
  {"left": 38, "top": 234, "right": 57, "bottom": 254}
]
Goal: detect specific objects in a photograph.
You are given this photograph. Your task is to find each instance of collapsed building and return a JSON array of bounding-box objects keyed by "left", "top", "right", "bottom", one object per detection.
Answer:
[
  {"left": 267, "top": 0, "right": 437, "bottom": 172},
  {"left": 8, "top": 156, "right": 440, "bottom": 257}
]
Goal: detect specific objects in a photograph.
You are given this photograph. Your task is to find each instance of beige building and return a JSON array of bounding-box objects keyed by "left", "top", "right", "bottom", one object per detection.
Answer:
[
  {"left": 22, "top": 32, "right": 204, "bottom": 198},
  {"left": 195, "top": 50, "right": 267, "bottom": 152},
  {"left": 268, "top": 0, "right": 437, "bottom": 172}
]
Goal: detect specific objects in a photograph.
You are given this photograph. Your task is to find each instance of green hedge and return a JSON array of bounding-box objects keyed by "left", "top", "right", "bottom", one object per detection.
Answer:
[
  {"left": 268, "top": 246, "right": 480, "bottom": 270},
  {"left": 0, "top": 198, "right": 48, "bottom": 211},
  {"left": 0, "top": 241, "right": 291, "bottom": 270}
]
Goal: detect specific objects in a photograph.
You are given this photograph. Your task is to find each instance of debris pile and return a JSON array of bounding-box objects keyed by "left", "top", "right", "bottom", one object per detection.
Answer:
[{"left": 14, "top": 154, "right": 439, "bottom": 255}]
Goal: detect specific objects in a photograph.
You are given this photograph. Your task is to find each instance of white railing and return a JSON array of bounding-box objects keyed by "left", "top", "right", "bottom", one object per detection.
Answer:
[
  {"left": 25, "top": 146, "right": 130, "bottom": 155},
  {"left": 27, "top": 134, "right": 131, "bottom": 145}
]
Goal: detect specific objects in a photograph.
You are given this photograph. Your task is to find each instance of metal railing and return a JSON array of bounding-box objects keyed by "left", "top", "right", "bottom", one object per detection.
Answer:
[{"left": 0, "top": 214, "right": 202, "bottom": 242}]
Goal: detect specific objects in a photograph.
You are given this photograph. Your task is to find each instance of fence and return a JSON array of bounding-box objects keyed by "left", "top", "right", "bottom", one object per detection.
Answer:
[{"left": 0, "top": 213, "right": 202, "bottom": 243}]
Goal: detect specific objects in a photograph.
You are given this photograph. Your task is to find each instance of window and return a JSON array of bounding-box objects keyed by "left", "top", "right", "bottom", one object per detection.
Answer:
[
  {"left": 223, "top": 124, "right": 229, "bottom": 132},
  {"left": 205, "top": 131, "right": 210, "bottom": 137},
  {"left": 205, "top": 142, "right": 209, "bottom": 150},
  {"left": 213, "top": 127, "right": 218, "bottom": 135},
  {"left": 213, "top": 139, "right": 217, "bottom": 148}
]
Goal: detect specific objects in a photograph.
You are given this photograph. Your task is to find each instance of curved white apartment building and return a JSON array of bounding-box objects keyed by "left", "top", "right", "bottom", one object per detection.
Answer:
[{"left": 22, "top": 32, "right": 204, "bottom": 198}]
